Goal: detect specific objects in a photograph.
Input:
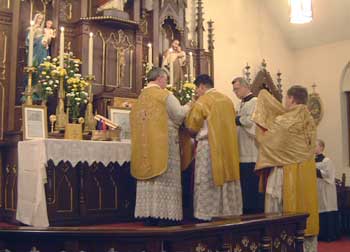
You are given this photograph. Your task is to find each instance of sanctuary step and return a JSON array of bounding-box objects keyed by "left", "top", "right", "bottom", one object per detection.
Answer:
[{"left": 0, "top": 213, "right": 308, "bottom": 252}]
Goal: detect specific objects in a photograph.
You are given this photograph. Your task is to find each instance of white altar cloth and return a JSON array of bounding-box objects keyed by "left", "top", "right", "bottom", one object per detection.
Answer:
[{"left": 16, "top": 139, "right": 131, "bottom": 227}]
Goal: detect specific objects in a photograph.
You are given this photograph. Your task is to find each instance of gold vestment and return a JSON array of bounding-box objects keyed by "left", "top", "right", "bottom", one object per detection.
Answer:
[
  {"left": 252, "top": 90, "right": 319, "bottom": 236},
  {"left": 186, "top": 89, "right": 240, "bottom": 186},
  {"left": 130, "top": 85, "right": 169, "bottom": 180}
]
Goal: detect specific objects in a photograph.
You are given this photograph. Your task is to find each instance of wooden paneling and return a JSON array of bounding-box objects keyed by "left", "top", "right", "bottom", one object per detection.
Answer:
[{"left": 45, "top": 160, "right": 135, "bottom": 226}]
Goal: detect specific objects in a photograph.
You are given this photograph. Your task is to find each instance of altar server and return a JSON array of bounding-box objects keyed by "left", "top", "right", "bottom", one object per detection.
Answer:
[
  {"left": 315, "top": 139, "right": 339, "bottom": 241},
  {"left": 232, "top": 77, "right": 262, "bottom": 214}
]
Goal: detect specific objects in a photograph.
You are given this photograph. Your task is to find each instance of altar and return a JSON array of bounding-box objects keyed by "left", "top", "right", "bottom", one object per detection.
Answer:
[{"left": 16, "top": 139, "right": 135, "bottom": 227}]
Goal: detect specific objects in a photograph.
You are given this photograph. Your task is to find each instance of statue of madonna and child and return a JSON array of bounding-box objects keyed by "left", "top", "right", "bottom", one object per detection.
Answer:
[{"left": 26, "top": 13, "right": 56, "bottom": 67}]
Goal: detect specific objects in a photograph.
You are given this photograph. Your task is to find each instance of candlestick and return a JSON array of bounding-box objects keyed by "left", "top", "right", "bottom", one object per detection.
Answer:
[
  {"left": 28, "top": 21, "right": 34, "bottom": 67},
  {"left": 189, "top": 52, "right": 194, "bottom": 82},
  {"left": 147, "top": 43, "right": 152, "bottom": 67},
  {"left": 24, "top": 66, "right": 36, "bottom": 105},
  {"left": 88, "top": 32, "right": 94, "bottom": 75},
  {"left": 84, "top": 75, "right": 97, "bottom": 132},
  {"left": 55, "top": 69, "right": 67, "bottom": 131},
  {"left": 59, "top": 26, "right": 65, "bottom": 68},
  {"left": 169, "top": 48, "right": 174, "bottom": 87}
]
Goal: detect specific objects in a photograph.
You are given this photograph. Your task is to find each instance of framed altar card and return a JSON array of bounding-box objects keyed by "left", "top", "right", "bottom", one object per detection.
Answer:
[
  {"left": 22, "top": 105, "right": 48, "bottom": 140},
  {"left": 108, "top": 106, "right": 131, "bottom": 140}
]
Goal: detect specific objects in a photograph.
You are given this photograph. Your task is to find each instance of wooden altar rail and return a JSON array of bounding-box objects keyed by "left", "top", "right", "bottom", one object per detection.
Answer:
[{"left": 0, "top": 213, "right": 308, "bottom": 252}]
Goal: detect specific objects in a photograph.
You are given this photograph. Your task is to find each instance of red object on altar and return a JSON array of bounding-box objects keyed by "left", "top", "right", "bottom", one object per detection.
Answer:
[{"left": 96, "top": 0, "right": 109, "bottom": 5}]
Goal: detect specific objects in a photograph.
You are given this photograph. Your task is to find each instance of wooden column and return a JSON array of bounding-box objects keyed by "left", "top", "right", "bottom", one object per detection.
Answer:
[
  {"left": 133, "top": 0, "right": 141, "bottom": 22},
  {"left": 208, "top": 20, "right": 214, "bottom": 78},
  {"left": 196, "top": 0, "right": 204, "bottom": 50},
  {"left": 152, "top": 0, "right": 160, "bottom": 66},
  {"left": 7, "top": 0, "right": 20, "bottom": 131}
]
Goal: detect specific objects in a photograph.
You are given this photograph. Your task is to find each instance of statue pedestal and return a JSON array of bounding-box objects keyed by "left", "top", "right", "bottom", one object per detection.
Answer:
[{"left": 100, "top": 9, "right": 129, "bottom": 20}]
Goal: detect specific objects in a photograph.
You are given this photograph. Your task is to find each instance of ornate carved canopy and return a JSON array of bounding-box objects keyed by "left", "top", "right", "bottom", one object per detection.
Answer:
[{"left": 247, "top": 60, "right": 283, "bottom": 102}]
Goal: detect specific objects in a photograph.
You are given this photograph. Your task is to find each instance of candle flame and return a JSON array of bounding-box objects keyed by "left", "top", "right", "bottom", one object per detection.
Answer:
[
  {"left": 60, "top": 26, "right": 65, "bottom": 32},
  {"left": 147, "top": 43, "right": 152, "bottom": 47},
  {"left": 89, "top": 32, "right": 93, "bottom": 37}
]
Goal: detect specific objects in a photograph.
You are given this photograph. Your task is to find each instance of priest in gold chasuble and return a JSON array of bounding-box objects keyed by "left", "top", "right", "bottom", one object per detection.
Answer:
[
  {"left": 185, "top": 74, "right": 242, "bottom": 220},
  {"left": 130, "top": 68, "right": 191, "bottom": 225},
  {"left": 252, "top": 87, "right": 319, "bottom": 252}
]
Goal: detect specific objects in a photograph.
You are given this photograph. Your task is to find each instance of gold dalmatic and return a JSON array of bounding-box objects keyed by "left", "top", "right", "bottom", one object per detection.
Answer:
[
  {"left": 186, "top": 89, "right": 240, "bottom": 186},
  {"left": 130, "top": 85, "right": 169, "bottom": 180}
]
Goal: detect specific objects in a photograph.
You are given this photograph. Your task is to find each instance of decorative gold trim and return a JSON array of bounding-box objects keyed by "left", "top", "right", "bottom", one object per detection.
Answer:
[
  {"left": 241, "top": 236, "right": 249, "bottom": 247},
  {"left": 65, "top": 1, "right": 73, "bottom": 20},
  {"left": 233, "top": 244, "right": 242, "bottom": 252},
  {"left": 80, "top": 16, "right": 138, "bottom": 25},
  {"left": 307, "top": 85, "right": 323, "bottom": 126},
  {"left": 249, "top": 242, "right": 258, "bottom": 252},
  {"left": 273, "top": 238, "right": 281, "bottom": 248},
  {"left": 56, "top": 172, "right": 73, "bottom": 212},
  {"left": 104, "top": 30, "right": 134, "bottom": 88},
  {"left": 280, "top": 230, "right": 287, "bottom": 241},
  {"left": 195, "top": 242, "right": 206, "bottom": 252},
  {"left": 110, "top": 176, "right": 118, "bottom": 208}
]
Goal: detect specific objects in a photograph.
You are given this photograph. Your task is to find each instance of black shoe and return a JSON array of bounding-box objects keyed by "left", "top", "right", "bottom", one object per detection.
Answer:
[{"left": 143, "top": 218, "right": 158, "bottom": 226}]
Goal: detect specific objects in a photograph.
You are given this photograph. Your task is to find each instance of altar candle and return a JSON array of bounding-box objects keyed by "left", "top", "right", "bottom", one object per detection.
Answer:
[
  {"left": 189, "top": 52, "right": 194, "bottom": 81},
  {"left": 147, "top": 43, "right": 152, "bottom": 66},
  {"left": 59, "top": 26, "right": 65, "bottom": 68},
  {"left": 88, "top": 32, "right": 94, "bottom": 75},
  {"left": 169, "top": 48, "right": 174, "bottom": 86},
  {"left": 28, "top": 20, "right": 35, "bottom": 67}
]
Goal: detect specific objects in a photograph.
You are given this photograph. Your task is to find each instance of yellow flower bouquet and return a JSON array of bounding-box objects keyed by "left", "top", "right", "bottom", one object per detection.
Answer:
[
  {"left": 34, "top": 55, "right": 60, "bottom": 102},
  {"left": 64, "top": 53, "right": 89, "bottom": 121},
  {"left": 167, "top": 82, "right": 196, "bottom": 105}
]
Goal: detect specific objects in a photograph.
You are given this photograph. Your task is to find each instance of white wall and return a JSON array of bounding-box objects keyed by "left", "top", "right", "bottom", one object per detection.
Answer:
[
  {"left": 186, "top": 1, "right": 350, "bottom": 180},
  {"left": 187, "top": 0, "right": 295, "bottom": 104},
  {"left": 294, "top": 40, "right": 350, "bottom": 181}
]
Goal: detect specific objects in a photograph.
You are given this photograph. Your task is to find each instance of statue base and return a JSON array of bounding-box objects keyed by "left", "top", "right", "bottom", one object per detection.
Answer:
[{"left": 100, "top": 9, "right": 129, "bottom": 20}]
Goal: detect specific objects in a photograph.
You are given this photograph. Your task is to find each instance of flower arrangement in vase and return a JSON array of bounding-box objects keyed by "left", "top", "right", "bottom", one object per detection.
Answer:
[
  {"left": 64, "top": 53, "right": 89, "bottom": 122},
  {"left": 166, "top": 81, "right": 196, "bottom": 105}
]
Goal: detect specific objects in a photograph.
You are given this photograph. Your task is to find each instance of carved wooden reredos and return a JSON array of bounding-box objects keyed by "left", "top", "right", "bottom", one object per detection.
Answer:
[
  {"left": 245, "top": 60, "right": 283, "bottom": 102},
  {"left": 0, "top": 0, "right": 215, "bottom": 133}
]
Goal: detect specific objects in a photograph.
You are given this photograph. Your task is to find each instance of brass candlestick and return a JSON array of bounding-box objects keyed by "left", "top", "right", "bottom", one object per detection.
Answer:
[
  {"left": 55, "top": 68, "right": 68, "bottom": 131},
  {"left": 84, "top": 75, "right": 97, "bottom": 132},
  {"left": 24, "top": 66, "right": 36, "bottom": 105}
]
